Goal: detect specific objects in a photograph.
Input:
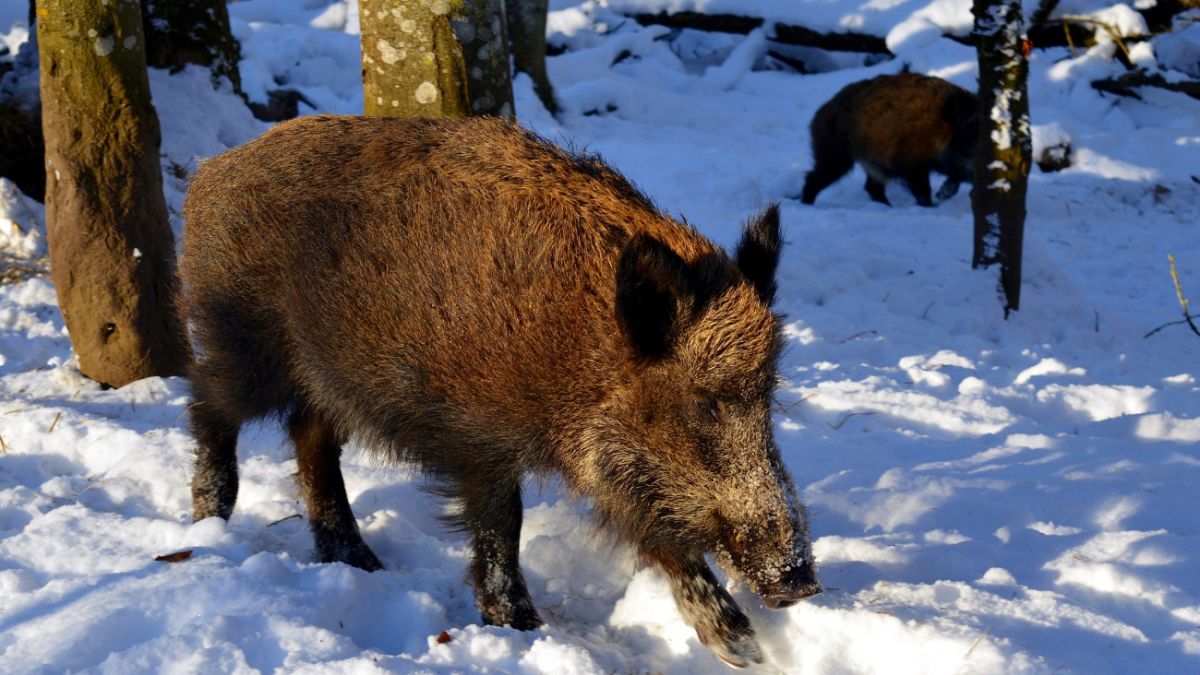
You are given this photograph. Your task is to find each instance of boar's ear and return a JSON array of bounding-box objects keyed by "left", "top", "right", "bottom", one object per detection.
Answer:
[
  {"left": 617, "top": 233, "right": 691, "bottom": 359},
  {"left": 736, "top": 203, "right": 782, "bottom": 306}
]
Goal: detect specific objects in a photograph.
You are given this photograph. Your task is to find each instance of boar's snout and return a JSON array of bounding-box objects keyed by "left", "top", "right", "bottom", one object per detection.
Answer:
[{"left": 758, "top": 561, "right": 821, "bottom": 609}]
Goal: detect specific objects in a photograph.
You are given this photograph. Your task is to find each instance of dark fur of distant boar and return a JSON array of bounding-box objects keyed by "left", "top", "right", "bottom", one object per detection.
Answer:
[
  {"left": 800, "top": 72, "right": 979, "bottom": 207},
  {"left": 181, "top": 115, "right": 818, "bottom": 668}
]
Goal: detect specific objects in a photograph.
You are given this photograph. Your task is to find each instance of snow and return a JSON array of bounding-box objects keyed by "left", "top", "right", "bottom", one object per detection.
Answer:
[
  {"left": 2, "top": 0, "right": 1200, "bottom": 672},
  {"left": 1155, "top": 20, "right": 1200, "bottom": 77}
]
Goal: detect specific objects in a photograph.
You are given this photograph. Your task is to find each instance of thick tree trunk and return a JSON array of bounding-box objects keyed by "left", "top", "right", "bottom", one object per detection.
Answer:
[
  {"left": 141, "top": 0, "right": 241, "bottom": 92},
  {"left": 38, "top": 0, "right": 189, "bottom": 387},
  {"left": 972, "top": 0, "right": 1032, "bottom": 315},
  {"left": 506, "top": 0, "right": 556, "bottom": 113},
  {"left": 360, "top": 0, "right": 514, "bottom": 118}
]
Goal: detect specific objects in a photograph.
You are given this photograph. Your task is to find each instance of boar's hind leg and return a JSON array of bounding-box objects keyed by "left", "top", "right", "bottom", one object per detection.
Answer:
[
  {"left": 649, "top": 550, "right": 763, "bottom": 668},
  {"left": 191, "top": 370, "right": 243, "bottom": 521},
  {"left": 935, "top": 176, "right": 962, "bottom": 202},
  {"left": 289, "top": 405, "right": 383, "bottom": 572},
  {"left": 800, "top": 153, "right": 853, "bottom": 205},
  {"left": 463, "top": 480, "right": 542, "bottom": 630}
]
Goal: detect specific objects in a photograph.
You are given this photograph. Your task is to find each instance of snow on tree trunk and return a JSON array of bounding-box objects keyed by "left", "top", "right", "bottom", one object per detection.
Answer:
[
  {"left": 505, "top": 0, "right": 556, "bottom": 114},
  {"left": 360, "top": 0, "right": 514, "bottom": 118},
  {"left": 37, "top": 0, "right": 189, "bottom": 387},
  {"left": 142, "top": 0, "right": 242, "bottom": 93},
  {"left": 972, "top": 0, "right": 1031, "bottom": 315}
]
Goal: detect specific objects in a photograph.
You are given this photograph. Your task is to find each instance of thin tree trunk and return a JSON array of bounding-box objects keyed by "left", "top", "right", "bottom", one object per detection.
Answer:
[
  {"left": 142, "top": 0, "right": 242, "bottom": 93},
  {"left": 972, "top": 0, "right": 1031, "bottom": 315},
  {"left": 38, "top": 0, "right": 189, "bottom": 387},
  {"left": 506, "top": 0, "right": 557, "bottom": 114},
  {"left": 360, "top": 0, "right": 514, "bottom": 118}
]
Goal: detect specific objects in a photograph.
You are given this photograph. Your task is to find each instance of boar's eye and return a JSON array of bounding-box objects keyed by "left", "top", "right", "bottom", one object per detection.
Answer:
[{"left": 695, "top": 394, "right": 725, "bottom": 423}]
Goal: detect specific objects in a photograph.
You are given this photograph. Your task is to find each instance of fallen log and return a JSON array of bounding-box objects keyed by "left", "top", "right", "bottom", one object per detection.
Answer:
[
  {"left": 630, "top": 2, "right": 1197, "bottom": 57},
  {"left": 631, "top": 11, "right": 891, "bottom": 54}
]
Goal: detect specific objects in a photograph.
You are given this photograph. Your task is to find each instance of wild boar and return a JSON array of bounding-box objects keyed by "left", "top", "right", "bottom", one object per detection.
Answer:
[
  {"left": 181, "top": 115, "right": 819, "bottom": 668},
  {"left": 800, "top": 72, "right": 979, "bottom": 207}
]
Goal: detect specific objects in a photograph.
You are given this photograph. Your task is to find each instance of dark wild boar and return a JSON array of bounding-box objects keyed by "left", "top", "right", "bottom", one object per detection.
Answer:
[
  {"left": 800, "top": 72, "right": 979, "bottom": 207},
  {"left": 182, "top": 115, "right": 818, "bottom": 668}
]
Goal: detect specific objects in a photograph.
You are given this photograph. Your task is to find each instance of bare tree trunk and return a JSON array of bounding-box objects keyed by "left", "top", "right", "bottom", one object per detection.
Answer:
[
  {"left": 505, "top": 0, "right": 556, "bottom": 114},
  {"left": 359, "top": 0, "right": 514, "bottom": 118},
  {"left": 38, "top": 0, "right": 189, "bottom": 387},
  {"left": 0, "top": 7, "right": 43, "bottom": 200},
  {"left": 1029, "top": 0, "right": 1060, "bottom": 30},
  {"left": 142, "top": 0, "right": 242, "bottom": 93},
  {"left": 972, "top": 0, "right": 1032, "bottom": 315}
]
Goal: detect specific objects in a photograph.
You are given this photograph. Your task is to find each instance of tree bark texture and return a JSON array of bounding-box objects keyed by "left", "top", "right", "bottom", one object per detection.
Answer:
[
  {"left": 971, "top": 0, "right": 1032, "bottom": 315},
  {"left": 142, "top": 0, "right": 242, "bottom": 93},
  {"left": 505, "top": 0, "right": 556, "bottom": 113},
  {"left": 38, "top": 0, "right": 189, "bottom": 387},
  {"left": 360, "top": 0, "right": 514, "bottom": 118}
]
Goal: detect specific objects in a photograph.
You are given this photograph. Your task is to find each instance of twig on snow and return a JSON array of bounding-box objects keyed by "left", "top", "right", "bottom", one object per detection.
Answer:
[
  {"left": 267, "top": 513, "right": 302, "bottom": 528},
  {"left": 964, "top": 628, "right": 992, "bottom": 660},
  {"left": 839, "top": 330, "right": 878, "bottom": 344},
  {"left": 1144, "top": 317, "right": 1192, "bottom": 338},
  {"left": 827, "top": 411, "right": 877, "bottom": 430},
  {"left": 1169, "top": 255, "right": 1200, "bottom": 338}
]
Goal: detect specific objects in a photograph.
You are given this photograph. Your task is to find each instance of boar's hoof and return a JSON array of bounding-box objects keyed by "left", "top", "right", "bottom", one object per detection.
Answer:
[
  {"left": 480, "top": 596, "right": 543, "bottom": 631},
  {"left": 192, "top": 501, "right": 233, "bottom": 522},
  {"left": 343, "top": 545, "right": 385, "bottom": 572},
  {"left": 191, "top": 466, "right": 237, "bottom": 521},
  {"left": 317, "top": 538, "right": 384, "bottom": 572},
  {"left": 698, "top": 622, "right": 763, "bottom": 669}
]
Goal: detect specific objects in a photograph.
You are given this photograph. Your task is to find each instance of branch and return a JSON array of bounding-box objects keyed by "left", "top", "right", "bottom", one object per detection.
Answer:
[
  {"left": 1091, "top": 70, "right": 1200, "bottom": 101},
  {"left": 1060, "top": 16, "right": 1137, "bottom": 67}
]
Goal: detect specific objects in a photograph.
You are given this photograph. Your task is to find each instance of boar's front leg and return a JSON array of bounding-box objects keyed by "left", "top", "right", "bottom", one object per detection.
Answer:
[
  {"left": 463, "top": 480, "right": 543, "bottom": 630},
  {"left": 289, "top": 405, "right": 383, "bottom": 572},
  {"left": 903, "top": 169, "right": 934, "bottom": 207},
  {"left": 864, "top": 175, "right": 891, "bottom": 206},
  {"left": 648, "top": 549, "right": 763, "bottom": 668}
]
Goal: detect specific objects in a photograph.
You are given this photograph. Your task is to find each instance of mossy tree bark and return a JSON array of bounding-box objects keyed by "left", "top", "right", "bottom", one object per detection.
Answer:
[
  {"left": 38, "top": 0, "right": 189, "bottom": 387},
  {"left": 360, "top": 0, "right": 514, "bottom": 118},
  {"left": 142, "top": 0, "right": 242, "bottom": 93},
  {"left": 971, "top": 0, "right": 1031, "bottom": 315},
  {"left": 505, "top": 0, "right": 556, "bottom": 114}
]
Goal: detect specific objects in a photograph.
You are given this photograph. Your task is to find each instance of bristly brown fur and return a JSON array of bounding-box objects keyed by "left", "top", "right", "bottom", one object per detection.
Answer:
[
  {"left": 181, "top": 115, "right": 817, "bottom": 668},
  {"left": 801, "top": 73, "right": 979, "bottom": 207}
]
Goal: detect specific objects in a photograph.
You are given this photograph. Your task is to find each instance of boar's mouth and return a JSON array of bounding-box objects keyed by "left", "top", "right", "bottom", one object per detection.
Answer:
[
  {"left": 754, "top": 561, "right": 822, "bottom": 608},
  {"left": 717, "top": 513, "right": 821, "bottom": 609}
]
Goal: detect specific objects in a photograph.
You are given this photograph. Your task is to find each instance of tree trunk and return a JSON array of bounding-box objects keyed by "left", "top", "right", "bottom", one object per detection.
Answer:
[
  {"left": 38, "top": 0, "right": 189, "bottom": 387},
  {"left": 971, "top": 0, "right": 1031, "bottom": 315},
  {"left": 506, "top": 0, "right": 556, "bottom": 113},
  {"left": 142, "top": 0, "right": 241, "bottom": 93},
  {"left": 359, "top": 0, "right": 514, "bottom": 118}
]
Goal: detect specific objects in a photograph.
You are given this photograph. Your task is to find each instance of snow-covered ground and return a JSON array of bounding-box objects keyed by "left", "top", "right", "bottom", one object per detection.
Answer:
[{"left": 2, "top": 0, "right": 1200, "bottom": 672}]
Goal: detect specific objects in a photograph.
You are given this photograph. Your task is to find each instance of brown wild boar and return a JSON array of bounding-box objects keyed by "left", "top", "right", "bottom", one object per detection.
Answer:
[
  {"left": 181, "top": 115, "right": 818, "bottom": 668},
  {"left": 800, "top": 72, "right": 979, "bottom": 207}
]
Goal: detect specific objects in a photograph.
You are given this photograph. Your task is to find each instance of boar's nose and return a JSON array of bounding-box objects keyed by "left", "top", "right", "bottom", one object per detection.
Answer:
[{"left": 759, "top": 562, "right": 821, "bottom": 609}]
